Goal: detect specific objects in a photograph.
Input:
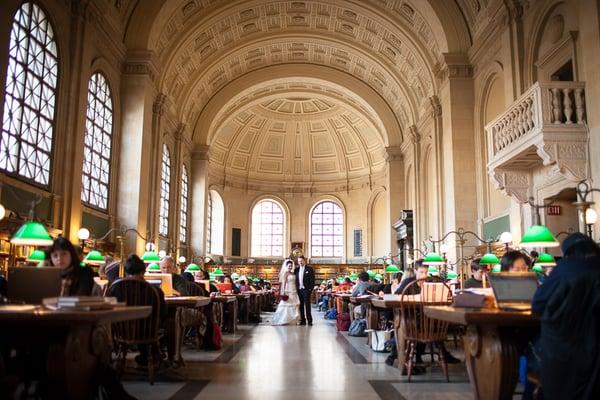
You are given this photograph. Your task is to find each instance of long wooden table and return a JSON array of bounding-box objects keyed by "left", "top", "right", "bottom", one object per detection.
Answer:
[
  {"left": 0, "top": 305, "right": 151, "bottom": 399},
  {"left": 424, "top": 306, "right": 539, "bottom": 400},
  {"left": 213, "top": 295, "right": 238, "bottom": 333},
  {"left": 371, "top": 298, "right": 406, "bottom": 367}
]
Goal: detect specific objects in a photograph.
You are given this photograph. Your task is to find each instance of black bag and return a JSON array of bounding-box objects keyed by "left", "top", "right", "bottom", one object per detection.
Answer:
[{"left": 348, "top": 318, "right": 367, "bottom": 337}]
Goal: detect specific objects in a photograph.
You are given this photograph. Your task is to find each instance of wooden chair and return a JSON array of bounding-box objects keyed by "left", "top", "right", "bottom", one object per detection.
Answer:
[
  {"left": 107, "top": 279, "right": 162, "bottom": 384},
  {"left": 175, "top": 282, "right": 209, "bottom": 365},
  {"left": 400, "top": 278, "right": 453, "bottom": 382}
]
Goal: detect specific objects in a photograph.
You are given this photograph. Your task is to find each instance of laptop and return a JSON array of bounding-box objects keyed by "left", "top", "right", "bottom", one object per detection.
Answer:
[
  {"left": 144, "top": 273, "right": 174, "bottom": 296},
  {"left": 7, "top": 267, "right": 63, "bottom": 304},
  {"left": 488, "top": 272, "right": 539, "bottom": 311}
]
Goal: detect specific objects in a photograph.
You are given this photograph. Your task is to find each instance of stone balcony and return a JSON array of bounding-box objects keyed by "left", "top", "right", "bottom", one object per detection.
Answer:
[{"left": 485, "top": 81, "right": 588, "bottom": 202}]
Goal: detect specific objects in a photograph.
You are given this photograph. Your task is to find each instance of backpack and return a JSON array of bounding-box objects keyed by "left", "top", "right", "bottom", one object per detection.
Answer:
[
  {"left": 348, "top": 318, "right": 367, "bottom": 337},
  {"left": 324, "top": 308, "right": 337, "bottom": 320},
  {"left": 336, "top": 312, "right": 351, "bottom": 331}
]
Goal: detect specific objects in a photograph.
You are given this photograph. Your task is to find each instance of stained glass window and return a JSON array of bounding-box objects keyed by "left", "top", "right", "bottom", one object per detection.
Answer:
[
  {"left": 81, "top": 72, "right": 112, "bottom": 210},
  {"left": 0, "top": 2, "right": 58, "bottom": 186},
  {"left": 207, "top": 190, "right": 224, "bottom": 255},
  {"left": 251, "top": 199, "right": 284, "bottom": 257},
  {"left": 159, "top": 144, "right": 171, "bottom": 236},
  {"left": 179, "top": 165, "right": 188, "bottom": 243},
  {"left": 310, "top": 201, "right": 344, "bottom": 257}
]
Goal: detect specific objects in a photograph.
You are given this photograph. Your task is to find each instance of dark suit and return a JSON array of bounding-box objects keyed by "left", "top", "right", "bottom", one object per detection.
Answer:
[{"left": 295, "top": 264, "right": 315, "bottom": 324}]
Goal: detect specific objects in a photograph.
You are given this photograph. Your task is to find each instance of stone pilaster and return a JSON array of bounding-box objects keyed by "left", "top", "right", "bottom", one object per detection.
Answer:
[{"left": 190, "top": 145, "right": 210, "bottom": 257}]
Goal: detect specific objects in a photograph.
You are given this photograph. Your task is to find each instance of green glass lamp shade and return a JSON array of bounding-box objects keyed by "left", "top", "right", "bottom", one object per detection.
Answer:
[
  {"left": 446, "top": 270, "right": 458, "bottom": 279},
  {"left": 374, "top": 273, "right": 383, "bottom": 280},
  {"left": 185, "top": 263, "right": 201, "bottom": 272},
  {"left": 491, "top": 265, "right": 501, "bottom": 273},
  {"left": 534, "top": 253, "right": 556, "bottom": 267},
  {"left": 366, "top": 269, "right": 376, "bottom": 278},
  {"left": 427, "top": 265, "right": 439, "bottom": 274},
  {"left": 209, "top": 273, "right": 216, "bottom": 280},
  {"left": 10, "top": 221, "right": 53, "bottom": 246},
  {"left": 385, "top": 264, "right": 400, "bottom": 273},
  {"left": 231, "top": 272, "right": 240, "bottom": 279},
  {"left": 480, "top": 253, "right": 500, "bottom": 265},
  {"left": 520, "top": 225, "right": 559, "bottom": 248},
  {"left": 213, "top": 268, "right": 225, "bottom": 276},
  {"left": 336, "top": 277, "right": 344, "bottom": 283},
  {"left": 146, "top": 263, "right": 160, "bottom": 272},
  {"left": 84, "top": 250, "right": 105, "bottom": 265},
  {"left": 423, "top": 252, "right": 445, "bottom": 266},
  {"left": 141, "top": 251, "right": 161, "bottom": 263},
  {"left": 350, "top": 273, "right": 358, "bottom": 279},
  {"left": 531, "top": 265, "right": 543, "bottom": 273},
  {"left": 26, "top": 249, "right": 46, "bottom": 262}
]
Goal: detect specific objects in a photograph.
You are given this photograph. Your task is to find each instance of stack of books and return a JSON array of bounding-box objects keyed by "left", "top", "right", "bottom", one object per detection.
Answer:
[{"left": 43, "top": 296, "right": 118, "bottom": 311}]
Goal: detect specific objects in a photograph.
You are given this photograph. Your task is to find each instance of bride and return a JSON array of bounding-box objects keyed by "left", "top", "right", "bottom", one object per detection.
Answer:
[{"left": 272, "top": 259, "right": 300, "bottom": 325}]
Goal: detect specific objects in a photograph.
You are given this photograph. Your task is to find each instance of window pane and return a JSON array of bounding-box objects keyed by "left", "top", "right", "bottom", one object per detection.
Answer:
[
  {"left": 1, "top": 3, "right": 58, "bottom": 185},
  {"left": 207, "top": 190, "right": 224, "bottom": 255},
  {"left": 179, "top": 165, "right": 188, "bottom": 243},
  {"left": 250, "top": 199, "right": 285, "bottom": 257},
  {"left": 81, "top": 73, "right": 113, "bottom": 210},
  {"left": 310, "top": 201, "right": 344, "bottom": 258},
  {"left": 159, "top": 145, "right": 170, "bottom": 236}
]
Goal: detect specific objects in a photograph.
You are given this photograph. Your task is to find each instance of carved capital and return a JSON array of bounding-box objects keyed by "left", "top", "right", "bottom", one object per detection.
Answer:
[
  {"left": 192, "top": 145, "right": 210, "bottom": 161},
  {"left": 153, "top": 93, "right": 168, "bottom": 116},
  {"left": 385, "top": 146, "right": 403, "bottom": 162},
  {"left": 427, "top": 96, "right": 442, "bottom": 118},
  {"left": 490, "top": 169, "right": 531, "bottom": 203},
  {"left": 438, "top": 53, "right": 473, "bottom": 81},
  {"left": 123, "top": 50, "right": 158, "bottom": 81},
  {"left": 408, "top": 125, "right": 420, "bottom": 144}
]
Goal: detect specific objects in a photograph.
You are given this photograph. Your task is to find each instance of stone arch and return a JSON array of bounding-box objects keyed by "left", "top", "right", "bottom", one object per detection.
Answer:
[
  {"left": 306, "top": 195, "right": 347, "bottom": 259},
  {"left": 193, "top": 64, "right": 403, "bottom": 147},
  {"left": 247, "top": 194, "right": 291, "bottom": 258}
]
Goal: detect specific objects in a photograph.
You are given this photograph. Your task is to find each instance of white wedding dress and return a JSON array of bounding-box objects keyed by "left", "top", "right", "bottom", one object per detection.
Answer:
[{"left": 272, "top": 273, "right": 300, "bottom": 325}]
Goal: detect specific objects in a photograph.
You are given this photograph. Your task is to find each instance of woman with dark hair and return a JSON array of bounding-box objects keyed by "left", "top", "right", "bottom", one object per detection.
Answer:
[
  {"left": 500, "top": 250, "right": 531, "bottom": 272},
  {"left": 46, "top": 237, "right": 94, "bottom": 296}
]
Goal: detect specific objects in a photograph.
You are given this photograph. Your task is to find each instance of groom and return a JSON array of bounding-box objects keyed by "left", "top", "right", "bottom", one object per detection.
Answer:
[{"left": 295, "top": 256, "right": 315, "bottom": 326}]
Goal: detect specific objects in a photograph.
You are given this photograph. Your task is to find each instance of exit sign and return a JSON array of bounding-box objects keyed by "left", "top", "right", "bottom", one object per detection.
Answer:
[{"left": 547, "top": 205, "right": 562, "bottom": 215}]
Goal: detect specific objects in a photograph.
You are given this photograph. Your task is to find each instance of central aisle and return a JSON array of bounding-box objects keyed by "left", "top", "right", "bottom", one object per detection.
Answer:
[{"left": 125, "top": 310, "right": 471, "bottom": 400}]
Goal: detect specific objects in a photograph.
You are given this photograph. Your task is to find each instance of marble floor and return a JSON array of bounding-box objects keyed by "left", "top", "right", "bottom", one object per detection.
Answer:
[{"left": 121, "top": 308, "right": 493, "bottom": 400}]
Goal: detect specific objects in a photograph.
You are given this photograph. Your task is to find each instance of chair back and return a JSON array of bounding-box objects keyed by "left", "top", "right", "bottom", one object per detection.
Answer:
[
  {"left": 107, "top": 278, "right": 162, "bottom": 345},
  {"left": 400, "top": 278, "right": 452, "bottom": 342},
  {"left": 184, "top": 281, "right": 209, "bottom": 297}
]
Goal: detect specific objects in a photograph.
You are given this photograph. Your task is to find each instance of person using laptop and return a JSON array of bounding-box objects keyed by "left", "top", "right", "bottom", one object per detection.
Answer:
[
  {"left": 160, "top": 256, "right": 187, "bottom": 296},
  {"left": 532, "top": 233, "right": 600, "bottom": 315},
  {"left": 500, "top": 250, "right": 531, "bottom": 272},
  {"left": 46, "top": 237, "right": 94, "bottom": 296}
]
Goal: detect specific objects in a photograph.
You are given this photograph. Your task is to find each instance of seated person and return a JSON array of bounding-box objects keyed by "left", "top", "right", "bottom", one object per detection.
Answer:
[
  {"left": 338, "top": 277, "right": 353, "bottom": 291},
  {"left": 532, "top": 233, "right": 600, "bottom": 315},
  {"left": 46, "top": 237, "right": 94, "bottom": 296},
  {"left": 500, "top": 250, "right": 531, "bottom": 272},
  {"left": 394, "top": 263, "right": 423, "bottom": 295},
  {"left": 463, "top": 258, "right": 485, "bottom": 289},
  {"left": 351, "top": 272, "right": 371, "bottom": 297},
  {"left": 160, "top": 256, "right": 187, "bottom": 296},
  {"left": 378, "top": 272, "right": 403, "bottom": 297},
  {"left": 124, "top": 254, "right": 168, "bottom": 366},
  {"left": 239, "top": 280, "right": 256, "bottom": 292}
]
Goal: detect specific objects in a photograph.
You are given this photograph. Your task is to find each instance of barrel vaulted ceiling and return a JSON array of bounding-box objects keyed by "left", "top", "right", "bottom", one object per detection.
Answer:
[{"left": 118, "top": 0, "right": 474, "bottom": 190}]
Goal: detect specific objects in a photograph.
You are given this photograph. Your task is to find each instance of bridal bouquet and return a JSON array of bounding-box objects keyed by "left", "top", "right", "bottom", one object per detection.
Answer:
[{"left": 281, "top": 294, "right": 289, "bottom": 301}]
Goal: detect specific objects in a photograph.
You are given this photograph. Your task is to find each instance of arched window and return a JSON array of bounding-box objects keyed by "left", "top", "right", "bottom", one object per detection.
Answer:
[
  {"left": 179, "top": 165, "right": 188, "bottom": 243},
  {"left": 310, "top": 200, "right": 344, "bottom": 257},
  {"left": 159, "top": 144, "right": 170, "bottom": 236},
  {"left": 251, "top": 199, "right": 284, "bottom": 257},
  {"left": 81, "top": 72, "right": 113, "bottom": 210},
  {"left": 206, "top": 190, "right": 224, "bottom": 255},
  {"left": 0, "top": 2, "right": 58, "bottom": 186}
]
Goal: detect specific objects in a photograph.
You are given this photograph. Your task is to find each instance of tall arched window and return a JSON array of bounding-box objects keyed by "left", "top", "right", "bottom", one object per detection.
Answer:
[
  {"left": 310, "top": 200, "right": 344, "bottom": 257},
  {"left": 81, "top": 72, "right": 113, "bottom": 210},
  {"left": 0, "top": 2, "right": 58, "bottom": 186},
  {"left": 251, "top": 199, "right": 284, "bottom": 257},
  {"left": 179, "top": 165, "right": 188, "bottom": 243},
  {"left": 206, "top": 190, "right": 224, "bottom": 255},
  {"left": 159, "top": 144, "right": 171, "bottom": 236}
]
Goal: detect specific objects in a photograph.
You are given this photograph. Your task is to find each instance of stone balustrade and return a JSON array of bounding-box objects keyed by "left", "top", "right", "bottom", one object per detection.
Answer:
[
  {"left": 486, "top": 81, "right": 586, "bottom": 157},
  {"left": 486, "top": 81, "right": 588, "bottom": 203}
]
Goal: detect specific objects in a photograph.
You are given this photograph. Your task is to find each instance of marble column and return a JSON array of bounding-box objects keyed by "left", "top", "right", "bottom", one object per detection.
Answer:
[
  {"left": 190, "top": 145, "right": 210, "bottom": 258},
  {"left": 117, "top": 51, "right": 157, "bottom": 255}
]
